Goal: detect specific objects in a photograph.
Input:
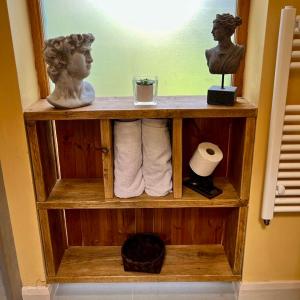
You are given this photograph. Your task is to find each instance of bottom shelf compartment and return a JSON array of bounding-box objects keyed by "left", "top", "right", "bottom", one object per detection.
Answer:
[{"left": 48, "top": 244, "right": 240, "bottom": 283}]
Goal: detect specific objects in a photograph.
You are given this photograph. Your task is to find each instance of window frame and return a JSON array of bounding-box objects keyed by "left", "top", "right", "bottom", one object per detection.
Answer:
[{"left": 27, "top": 0, "right": 250, "bottom": 99}]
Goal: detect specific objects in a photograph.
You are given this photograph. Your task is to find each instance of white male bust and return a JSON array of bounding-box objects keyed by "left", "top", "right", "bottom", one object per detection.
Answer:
[
  {"left": 205, "top": 14, "right": 244, "bottom": 75},
  {"left": 44, "top": 33, "right": 95, "bottom": 109}
]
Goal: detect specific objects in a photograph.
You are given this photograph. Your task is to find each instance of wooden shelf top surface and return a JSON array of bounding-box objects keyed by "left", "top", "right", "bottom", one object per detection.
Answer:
[
  {"left": 24, "top": 96, "right": 257, "bottom": 120},
  {"left": 48, "top": 244, "right": 240, "bottom": 283},
  {"left": 37, "top": 178, "right": 246, "bottom": 209}
]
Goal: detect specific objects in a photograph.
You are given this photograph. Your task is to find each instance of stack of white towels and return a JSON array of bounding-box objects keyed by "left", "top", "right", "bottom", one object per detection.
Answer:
[{"left": 114, "top": 119, "right": 172, "bottom": 198}]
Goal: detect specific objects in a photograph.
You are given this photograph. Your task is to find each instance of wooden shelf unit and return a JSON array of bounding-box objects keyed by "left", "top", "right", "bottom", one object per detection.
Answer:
[{"left": 24, "top": 96, "right": 256, "bottom": 283}]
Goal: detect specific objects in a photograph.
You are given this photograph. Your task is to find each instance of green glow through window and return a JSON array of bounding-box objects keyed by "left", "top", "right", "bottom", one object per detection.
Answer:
[{"left": 42, "top": 0, "right": 235, "bottom": 96}]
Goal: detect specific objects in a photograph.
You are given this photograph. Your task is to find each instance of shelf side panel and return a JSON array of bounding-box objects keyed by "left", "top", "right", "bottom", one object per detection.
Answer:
[
  {"left": 55, "top": 120, "right": 103, "bottom": 178},
  {"left": 228, "top": 118, "right": 246, "bottom": 197},
  {"left": 39, "top": 210, "right": 67, "bottom": 276},
  {"left": 36, "top": 121, "right": 58, "bottom": 196},
  {"left": 26, "top": 120, "right": 57, "bottom": 201},
  {"left": 240, "top": 117, "right": 256, "bottom": 199}
]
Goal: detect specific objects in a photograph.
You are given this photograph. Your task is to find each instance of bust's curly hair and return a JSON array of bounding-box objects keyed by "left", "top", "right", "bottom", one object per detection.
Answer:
[
  {"left": 213, "top": 14, "right": 242, "bottom": 37},
  {"left": 44, "top": 33, "right": 95, "bottom": 83}
]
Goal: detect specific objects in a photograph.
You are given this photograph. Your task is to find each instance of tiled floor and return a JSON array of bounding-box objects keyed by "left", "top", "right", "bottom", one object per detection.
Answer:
[
  {"left": 54, "top": 282, "right": 237, "bottom": 300},
  {"left": 54, "top": 282, "right": 300, "bottom": 300}
]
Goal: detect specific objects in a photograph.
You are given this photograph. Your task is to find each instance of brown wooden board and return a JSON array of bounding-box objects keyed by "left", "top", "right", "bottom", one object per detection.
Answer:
[
  {"left": 64, "top": 208, "right": 232, "bottom": 246},
  {"left": 26, "top": 0, "right": 50, "bottom": 98},
  {"left": 37, "top": 177, "right": 247, "bottom": 209},
  {"left": 55, "top": 120, "right": 103, "bottom": 178},
  {"left": 233, "top": 0, "right": 251, "bottom": 96},
  {"left": 48, "top": 245, "right": 239, "bottom": 283},
  {"left": 26, "top": 120, "right": 57, "bottom": 201},
  {"left": 228, "top": 118, "right": 246, "bottom": 198},
  {"left": 223, "top": 208, "right": 239, "bottom": 272},
  {"left": 36, "top": 121, "right": 58, "bottom": 196},
  {"left": 47, "top": 210, "right": 68, "bottom": 273},
  {"left": 24, "top": 97, "right": 257, "bottom": 121}
]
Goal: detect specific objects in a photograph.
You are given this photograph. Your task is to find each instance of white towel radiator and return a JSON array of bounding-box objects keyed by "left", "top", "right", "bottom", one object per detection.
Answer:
[{"left": 262, "top": 6, "right": 300, "bottom": 225}]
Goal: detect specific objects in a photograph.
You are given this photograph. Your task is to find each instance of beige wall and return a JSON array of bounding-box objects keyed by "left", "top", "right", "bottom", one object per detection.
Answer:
[
  {"left": 1, "top": 0, "right": 300, "bottom": 286},
  {"left": 243, "top": 0, "right": 300, "bottom": 281},
  {"left": 6, "top": 0, "right": 40, "bottom": 109},
  {"left": 0, "top": 0, "right": 45, "bottom": 286}
]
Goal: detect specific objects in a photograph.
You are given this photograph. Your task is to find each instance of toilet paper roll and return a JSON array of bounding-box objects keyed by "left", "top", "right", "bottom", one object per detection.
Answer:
[{"left": 189, "top": 142, "right": 223, "bottom": 177}]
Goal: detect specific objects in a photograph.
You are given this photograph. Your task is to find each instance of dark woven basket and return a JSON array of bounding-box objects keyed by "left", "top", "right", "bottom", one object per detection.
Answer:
[{"left": 121, "top": 233, "right": 165, "bottom": 274}]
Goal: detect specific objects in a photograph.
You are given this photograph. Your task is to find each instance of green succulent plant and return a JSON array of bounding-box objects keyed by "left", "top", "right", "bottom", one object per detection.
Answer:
[{"left": 136, "top": 78, "right": 155, "bottom": 86}]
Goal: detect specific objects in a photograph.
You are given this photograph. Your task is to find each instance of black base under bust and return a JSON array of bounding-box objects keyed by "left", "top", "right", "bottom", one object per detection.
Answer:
[{"left": 207, "top": 85, "right": 237, "bottom": 106}]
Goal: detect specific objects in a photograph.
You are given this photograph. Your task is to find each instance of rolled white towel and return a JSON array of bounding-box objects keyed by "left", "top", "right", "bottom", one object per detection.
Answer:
[
  {"left": 114, "top": 120, "right": 145, "bottom": 198},
  {"left": 142, "top": 119, "right": 173, "bottom": 196}
]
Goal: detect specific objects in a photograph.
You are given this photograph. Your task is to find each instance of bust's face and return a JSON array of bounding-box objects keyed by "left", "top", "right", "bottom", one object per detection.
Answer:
[
  {"left": 67, "top": 48, "right": 93, "bottom": 80},
  {"left": 211, "top": 23, "right": 227, "bottom": 41}
]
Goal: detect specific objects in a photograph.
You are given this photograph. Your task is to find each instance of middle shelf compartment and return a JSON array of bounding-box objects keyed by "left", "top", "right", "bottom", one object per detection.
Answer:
[{"left": 29, "top": 116, "right": 253, "bottom": 209}]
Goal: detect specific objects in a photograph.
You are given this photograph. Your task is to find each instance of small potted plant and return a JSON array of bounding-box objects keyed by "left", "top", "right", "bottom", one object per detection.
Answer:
[{"left": 133, "top": 76, "right": 158, "bottom": 105}]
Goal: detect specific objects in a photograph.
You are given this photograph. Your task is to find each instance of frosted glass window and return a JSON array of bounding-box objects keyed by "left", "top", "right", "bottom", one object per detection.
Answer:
[{"left": 42, "top": 0, "right": 235, "bottom": 96}]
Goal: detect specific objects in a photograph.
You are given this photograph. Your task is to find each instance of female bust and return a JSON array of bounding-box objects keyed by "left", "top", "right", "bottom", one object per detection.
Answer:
[
  {"left": 44, "top": 33, "right": 95, "bottom": 109},
  {"left": 205, "top": 14, "right": 244, "bottom": 75}
]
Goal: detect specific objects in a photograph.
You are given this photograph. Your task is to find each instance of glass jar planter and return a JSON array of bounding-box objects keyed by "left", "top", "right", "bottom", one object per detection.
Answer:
[{"left": 133, "top": 76, "right": 158, "bottom": 106}]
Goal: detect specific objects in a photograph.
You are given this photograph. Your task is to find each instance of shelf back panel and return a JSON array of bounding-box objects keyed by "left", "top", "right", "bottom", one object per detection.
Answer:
[
  {"left": 65, "top": 208, "right": 232, "bottom": 246},
  {"left": 55, "top": 120, "right": 103, "bottom": 178},
  {"left": 182, "top": 118, "right": 233, "bottom": 178}
]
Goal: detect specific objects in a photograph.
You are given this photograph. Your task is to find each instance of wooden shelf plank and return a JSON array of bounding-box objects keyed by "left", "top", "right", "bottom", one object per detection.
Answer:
[
  {"left": 37, "top": 178, "right": 247, "bottom": 209},
  {"left": 48, "top": 245, "right": 240, "bottom": 283},
  {"left": 24, "top": 97, "right": 257, "bottom": 120}
]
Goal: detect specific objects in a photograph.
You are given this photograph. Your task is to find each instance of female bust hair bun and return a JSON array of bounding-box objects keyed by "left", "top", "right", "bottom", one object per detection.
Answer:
[{"left": 234, "top": 16, "right": 242, "bottom": 27}]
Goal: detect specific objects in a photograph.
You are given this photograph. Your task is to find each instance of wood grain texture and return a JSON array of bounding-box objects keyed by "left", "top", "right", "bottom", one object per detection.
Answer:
[
  {"left": 239, "top": 117, "right": 256, "bottom": 200},
  {"left": 55, "top": 120, "right": 103, "bottom": 178},
  {"left": 47, "top": 245, "right": 240, "bottom": 283},
  {"left": 182, "top": 118, "right": 232, "bottom": 178},
  {"left": 48, "top": 210, "right": 68, "bottom": 273},
  {"left": 223, "top": 207, "right": 248, "bottom": 275},
  {"left": 172, "top": 118, "right": 182, "bottom": 198},
  {"left": 100, "top": 120, "right": 114, "bottom": 198},
  {"left": 223, "top": 208, "right": 239, "bottom": 273},
  {"left": 24, "top": 97, "right": 257, "bottom": 120},
  {"left": 38, "top": 210, "right": 56, "bottom": 276},
  {"left": 232, "top": 207, "right": 248, "bottom": 274},
  {"left": 62, "top": 207, "right": 230, "bottom": 246},
  {"left": 26, "top": 120, "right": 47, "bottom": 201},
  {"left": 233, "top": 0, "right": 251, "bottom": 96},
  {"left": 26, "top": 0, "right": 49, "bottom": 98},
  {"left": 37, "top": 178, "right": 247, "bottom": 209},
  {"left": 228, "top": 118, "right": 245, "bottom": 197},
  {"left": 65, "top": 209, "right": 135, "bottom": 246},
  {"left": 36, "top": 121, "right": 58, "bottom": 196}
]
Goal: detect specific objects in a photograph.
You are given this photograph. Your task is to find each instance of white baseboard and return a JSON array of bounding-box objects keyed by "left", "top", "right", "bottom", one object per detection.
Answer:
[
  {"left": 22, "top": 284, "right": 57, "bottom": 300},
  {"left": 239, "top": 280, "right": 300, "bottom": 291}
]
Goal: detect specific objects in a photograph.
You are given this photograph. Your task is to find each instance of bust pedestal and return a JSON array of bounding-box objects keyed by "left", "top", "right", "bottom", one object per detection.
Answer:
[{"left": 207, "top": 85, "right": 237, "bottom": 106}]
